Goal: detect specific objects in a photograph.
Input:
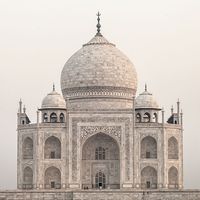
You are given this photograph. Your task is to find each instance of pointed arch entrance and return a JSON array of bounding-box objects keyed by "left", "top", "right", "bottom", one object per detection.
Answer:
[
  {"left": 168, "top": 137, "right": 179, "bottom": 159},
  {"left": 82, "top": 133, "right": 120, "bottom": 189},
  {"left": 23, "top": 167, "right": 33, "bottom": 189},
  {"left": 44, "top": 166, "right": 61, "bottom": 189},
  {"left": 44, "top": 136, "right": 61, "bottom": 159},
  {"left": 168, "top": 166, "right": 179, "bottom": 188},
  {"left": 23, "top": 137, "right": 33, "bottom": 159},
  {"left": 141, "top": 166, "right": 157, "bottom": 189}
]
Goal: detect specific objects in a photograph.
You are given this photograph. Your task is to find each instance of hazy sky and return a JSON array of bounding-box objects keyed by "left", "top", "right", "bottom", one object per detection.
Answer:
[{"left": 0, "top": 0, "right": 200, "bottom": 189}]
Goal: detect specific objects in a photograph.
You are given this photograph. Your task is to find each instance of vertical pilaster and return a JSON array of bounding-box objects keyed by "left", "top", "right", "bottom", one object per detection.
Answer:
[
  {"left": 131, "top": 97, "right": 135, "bottom": 188},
  {"left": 61, "top": 126, "right": 66, "bottom": 189},
  {"left": 65, "top": 100, "right": 69, "bottom": 188},
  {"left": 122, "top": 97, "right": 135, "bottom": 188},
  {"left": 17, "top": 129, "right": 22, "bottom": 189},
  {"left": 67, "top": 98, "right": 79, "bottom": 188},
  {"left": 34, "top": 110, "right": 40, "bottom": 189},
  {"left": 134, "top": 98, "right": 140, "bottom": 188},
  {"left": 36, "top": 127, "right": 44, "bottom": 189},
  {"left": 180, "top": 111, "right": 184, "bottom": 188},
  {"left": 162, "top": 109, "right": 167, "bottom": 188}
]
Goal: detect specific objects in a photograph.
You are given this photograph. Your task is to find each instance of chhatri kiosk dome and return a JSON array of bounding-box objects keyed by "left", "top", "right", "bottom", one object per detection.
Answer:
[
  {"left": 17, "top": 13, "right": 183, "bottom": 191},
  {"left": 41, "top": 86, "right": 66, "bottom": 110}
]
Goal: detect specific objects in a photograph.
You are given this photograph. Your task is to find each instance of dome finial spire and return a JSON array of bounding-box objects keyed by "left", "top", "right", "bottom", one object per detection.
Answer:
[
  {"left": 96, "top": 11, "right": 102, "bottom": 36},
  {"left": 145, "top": 83, "right": 147, "bottom": 92}
]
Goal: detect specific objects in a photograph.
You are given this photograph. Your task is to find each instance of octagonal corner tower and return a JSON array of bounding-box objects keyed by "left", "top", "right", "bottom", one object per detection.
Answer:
[{"left": 61, "top": 34, "right": 137, "bottom": 110}]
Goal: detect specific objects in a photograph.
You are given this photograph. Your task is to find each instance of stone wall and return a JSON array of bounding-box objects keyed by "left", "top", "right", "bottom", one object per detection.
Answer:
[
  {"left": 0, "top": 190, "right": 200, "bottom": 200},
  {"left": 18, "top": 119, "right": 183, "bottom": 190}
]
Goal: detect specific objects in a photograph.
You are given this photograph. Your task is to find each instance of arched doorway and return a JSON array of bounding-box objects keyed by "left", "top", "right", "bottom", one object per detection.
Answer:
[
  {"left": 44, "top": 166, "right": 61, "bottom": 189},
  {"left": 23, "top": 167, "right": 33, "bottom": 189},
  {"left": 82, "top": 133, "right": 120, "bottom": 189},
  {"left": 44, "top": 136, "right": 61, "bottom": 159},
  {"left": 168, "top": 137, "right": 179, "bottom": 159},
  {"left": 50, "top": 113, "right": 57, "bottom": 123},
  {"left": 23, "top": 137, "right": 33, "bottom": 159},
  {"left": 143, "top": 112, "right": 151, "bottom": 122},
  {"left": 141, "top": 136, "right": 157, "bottom": 159},
  {"left": 168, "top": 166, "right": 179, "bottom": 188},
  {"left": 141, "top": 166, "right": 157, "bottom": 189},
  {"left": 59, "top": 113, "right": 65, "bottom": 123}
]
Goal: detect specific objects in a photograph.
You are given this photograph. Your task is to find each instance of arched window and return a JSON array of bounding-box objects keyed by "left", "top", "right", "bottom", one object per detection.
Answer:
[
  {"left": 141, "top": 166, "right": 157, "bottom": 189},
  {"left": 50, "top": 113, "right": 57, "bottom": 123},
  {"left": 43, "top": 113, "right": 48, "bottom": 123},
  {"left": 95, "top": 171, "right": 106, "bottom": 189},
  {"left": 23, "top": 167, "right": 33, "bottom": 189},
  {"left": 143, "top": 112, "right": 151, "bottom": 122},
  {"left": 152, "top": 113, "right": 158, "bottom": 123},
  {"left": 168, "top": 166, "right": 179, "bottom": 189},
  {"left": 136, "top": 113, "right": 141, "bottom": 123},
  {"left": 44, "top": 167, "right": 61, "bottom": 189},
  {"left": 168, "top": 137, "right": 179, "bottom": 159},
  {"left": 23, "top": 137, "right": 33, "bottom": 159},
  {"left": 44, "top": 136, "right": 61, "bottom": 159},
  {"left": 59, "top": 113, "right": 65, "bottom": 123},
  {"left": 141, "top": 136, "right": 157, "bottom": 159},
  {"left": 95, "top": 147, "right": 106, "bottom": 160}
]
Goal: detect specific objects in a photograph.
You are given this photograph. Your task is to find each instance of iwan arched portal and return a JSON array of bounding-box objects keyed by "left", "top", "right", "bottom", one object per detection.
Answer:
[{"left": 81, "top": 133, "right": 120, "bottom": 189}]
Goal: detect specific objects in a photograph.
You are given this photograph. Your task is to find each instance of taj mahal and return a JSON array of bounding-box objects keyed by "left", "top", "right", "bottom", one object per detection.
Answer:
[
  {"left": 1, "top": 13, "right": 200, "bottom": 200},
  {"left": 17, "top": 12, "right": 183, "bottom": 190}
]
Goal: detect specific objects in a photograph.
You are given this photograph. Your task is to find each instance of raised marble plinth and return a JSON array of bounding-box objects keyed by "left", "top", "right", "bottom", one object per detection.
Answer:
[{"left": 0, "top": 189, "right": 200, "bottom": 200}]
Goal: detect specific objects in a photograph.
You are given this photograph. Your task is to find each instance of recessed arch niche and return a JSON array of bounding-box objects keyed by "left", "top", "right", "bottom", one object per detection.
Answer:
[{"left": 81, "top": 133, "right": 120, "bottom": 189}]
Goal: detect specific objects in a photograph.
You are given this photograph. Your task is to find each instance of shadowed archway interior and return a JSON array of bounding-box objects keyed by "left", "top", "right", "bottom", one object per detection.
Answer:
[
  {"left": 82, "top": 133, "right": 120, "bottom": 189},
  {"left": 44, "top": 167, "right": 61, "bottom": 189},
  {"left": 141, "top": 166, "right": 157, "bottom": 189}
]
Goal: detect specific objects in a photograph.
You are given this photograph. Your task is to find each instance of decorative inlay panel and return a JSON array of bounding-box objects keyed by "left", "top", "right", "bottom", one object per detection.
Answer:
[
  {"left": 70, "top": 116, "right": 132, "bottom": 182},
  {"left": 80, "top": 126, "right": 121, "bottom": 144}
]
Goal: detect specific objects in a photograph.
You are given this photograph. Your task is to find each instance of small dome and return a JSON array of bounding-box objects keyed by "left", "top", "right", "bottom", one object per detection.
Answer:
[
  {"left": 41, "top": 87, "right": 66, "bottom": 109},
  {"left": 135, "top": 85, "right": 160, "bottom": 110},
  {"left": 61, "top": 34, "right": 137, "bottom": 99}
]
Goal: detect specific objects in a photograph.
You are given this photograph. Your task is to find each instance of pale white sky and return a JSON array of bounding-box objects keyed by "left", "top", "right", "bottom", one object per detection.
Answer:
[{"left": 0, "top": 0, "right": 200, "bottom": 189}]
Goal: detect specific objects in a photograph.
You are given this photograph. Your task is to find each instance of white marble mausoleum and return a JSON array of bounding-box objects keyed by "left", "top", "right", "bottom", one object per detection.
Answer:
[{"left": 17, "top": 13, "right": 184, "bottom": 192}]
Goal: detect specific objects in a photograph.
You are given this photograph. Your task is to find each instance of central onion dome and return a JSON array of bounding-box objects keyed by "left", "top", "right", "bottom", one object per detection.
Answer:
[{"left": 61, "top": 13, "right": 137, "bottom": 110}]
